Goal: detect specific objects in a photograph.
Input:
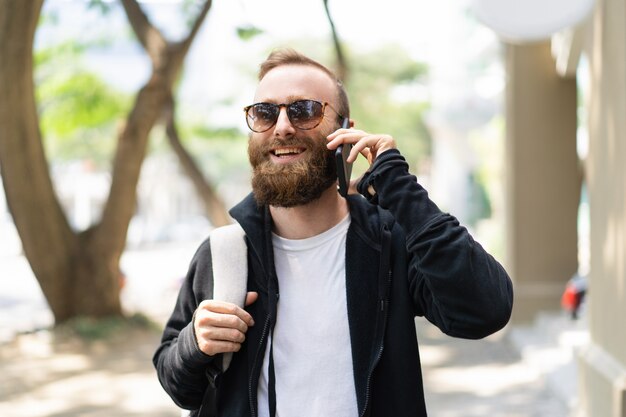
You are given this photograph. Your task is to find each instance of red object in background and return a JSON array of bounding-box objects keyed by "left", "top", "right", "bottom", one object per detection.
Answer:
[{"left": 561, "top": 274, "right": 587, "bottom": 319}]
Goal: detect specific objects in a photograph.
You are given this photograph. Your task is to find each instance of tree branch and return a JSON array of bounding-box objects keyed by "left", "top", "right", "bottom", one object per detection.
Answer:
[
  {"left": 97, "top": 0, "right": 217, "bottom": 254},
  {"left": 162, "top": 95, "right": 231, "bottom": 227},
  {"left": 178, "top": 0, "right": 213, "bottom": 55},
  {"left": 120, "top": 0, "right": 167, "bottom": 63},
  {"left": 323, "top": 0, "right": 349, "bottom": 82}
]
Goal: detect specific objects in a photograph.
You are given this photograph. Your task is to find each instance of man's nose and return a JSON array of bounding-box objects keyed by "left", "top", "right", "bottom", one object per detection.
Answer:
[{"left": 273, "top": 107, "right": 296, "bottom": 137}]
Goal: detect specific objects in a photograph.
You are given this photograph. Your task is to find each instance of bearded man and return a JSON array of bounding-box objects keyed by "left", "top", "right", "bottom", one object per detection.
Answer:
[{"left": 154, "top": 48, "right": 514, "bottom": 417}]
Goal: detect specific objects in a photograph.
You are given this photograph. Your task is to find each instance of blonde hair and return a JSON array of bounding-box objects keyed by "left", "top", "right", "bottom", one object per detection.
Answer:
[{"left": 258, "top": 48, "right": 350, "bottom": 120}]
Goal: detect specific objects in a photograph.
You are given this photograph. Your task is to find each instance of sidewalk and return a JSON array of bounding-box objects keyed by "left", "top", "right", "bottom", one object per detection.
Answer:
[
  {"left": 418, "top": 312, "right": 587, "bottom": 417},
  {"left": 0, "top": 246, "right": 192, "bottom": 417},
  {"left": 0, "top": 326, "right": 181, "bottom": 417},
  {"left": 0, "top": 247, "right": 587, "bottom": 416}
]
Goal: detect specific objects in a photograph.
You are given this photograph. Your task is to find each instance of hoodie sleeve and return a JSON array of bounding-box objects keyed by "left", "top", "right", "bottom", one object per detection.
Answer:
[
  {"left": 358, "top": 149, "right": 514, "bottom": 339},
  {"left": 152, "top": 238, "right": 222, "bottom": 410}
]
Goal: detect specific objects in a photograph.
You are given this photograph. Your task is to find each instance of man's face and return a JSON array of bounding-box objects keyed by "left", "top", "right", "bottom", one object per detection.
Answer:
[{"left": 247, "top": 65, "right": 340, "bottom": 207}]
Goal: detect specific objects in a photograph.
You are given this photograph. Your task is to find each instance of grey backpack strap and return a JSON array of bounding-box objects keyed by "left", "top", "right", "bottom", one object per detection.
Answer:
[{"left": 209, "top": 222, "right": 248, "bottom": 372}]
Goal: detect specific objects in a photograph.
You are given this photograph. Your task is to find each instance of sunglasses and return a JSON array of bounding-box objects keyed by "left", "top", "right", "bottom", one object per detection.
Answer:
[{"left": 243, "top": 99, "right": 343, "bottom": 133}]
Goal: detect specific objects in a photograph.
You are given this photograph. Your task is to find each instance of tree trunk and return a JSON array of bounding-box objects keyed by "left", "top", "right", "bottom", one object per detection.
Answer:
[
  {"left": 163, "top": 96, "right": 231, "bottom": 227},
  {"left": 1, "top": 0, "right": 73, "bottom": 321},
  {"left": 0, "top": 0, "right": 213, "bottom": 324}
]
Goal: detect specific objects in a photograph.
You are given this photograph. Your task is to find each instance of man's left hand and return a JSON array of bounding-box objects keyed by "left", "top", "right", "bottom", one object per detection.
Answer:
[
  {"left": 327, "top": 128, "right": 396, "bottom": 194},
  {"left": 327, "top": 128, "right": 396, "bottom": 165}
]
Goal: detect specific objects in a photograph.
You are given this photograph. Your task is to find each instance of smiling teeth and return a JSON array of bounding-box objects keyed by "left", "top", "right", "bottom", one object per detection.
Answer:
[{"left": 273, "top": 147, "right": 303, "bottom": 156}]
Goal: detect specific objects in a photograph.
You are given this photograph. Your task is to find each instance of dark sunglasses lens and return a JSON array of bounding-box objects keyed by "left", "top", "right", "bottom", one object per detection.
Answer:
[
  {"left": 248, "top": 103, "right": 279, "bottom": 132},
  {"left": 288, "top": 100, "right": 323, "bottom": 129}
]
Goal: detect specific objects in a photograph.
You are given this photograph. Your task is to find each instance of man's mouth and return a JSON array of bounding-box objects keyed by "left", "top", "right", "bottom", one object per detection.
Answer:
[{"left": 271, "top": 147, "right": 306, "bottom": 158}]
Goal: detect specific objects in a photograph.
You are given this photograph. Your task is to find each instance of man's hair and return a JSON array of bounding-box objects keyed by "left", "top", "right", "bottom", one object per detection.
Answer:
[{"left": 258, "top": 48, "right": 350, "bottom": 120}]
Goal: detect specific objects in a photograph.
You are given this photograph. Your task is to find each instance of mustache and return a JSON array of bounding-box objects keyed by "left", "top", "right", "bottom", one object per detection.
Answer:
[{"left": 257, "top": 136, "right": 317, "bottom": 153}]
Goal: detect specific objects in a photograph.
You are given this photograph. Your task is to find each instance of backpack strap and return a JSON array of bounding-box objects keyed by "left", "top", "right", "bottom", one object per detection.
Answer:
[{"left": 209, "top": 222, "right": 248, "bottom": 372}]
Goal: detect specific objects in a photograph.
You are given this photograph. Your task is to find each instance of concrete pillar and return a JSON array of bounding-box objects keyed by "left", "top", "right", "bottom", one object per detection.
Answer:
[
  {"left": 504, "top": 42, "right": 580, "bottom": 323},
  {"left": 578, "top": 0, "right": 626, "bottom": 415}
]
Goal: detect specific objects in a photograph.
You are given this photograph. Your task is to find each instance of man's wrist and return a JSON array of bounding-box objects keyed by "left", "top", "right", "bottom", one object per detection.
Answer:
[
  {"left": 181, "top": 316, "right": 215, "bottom": 366},
  {"left": 357, "top": 149, "right": 404, "bottom": 203}
]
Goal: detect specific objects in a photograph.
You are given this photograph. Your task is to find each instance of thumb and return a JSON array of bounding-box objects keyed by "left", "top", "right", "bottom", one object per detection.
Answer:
[{"left": 245, "top": 291, "right": 259, "bottom": 306}]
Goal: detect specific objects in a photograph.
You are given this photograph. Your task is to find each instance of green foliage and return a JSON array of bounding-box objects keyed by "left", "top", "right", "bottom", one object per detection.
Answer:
[
  {"left": 149, "top": 120, "right": 250, "bottom": 185},
  {"left": 35, "top": 40, "right": 89, "bottom": 70},
  {"left": 351, "top": 45, "right": 428, "bottom": 83},
  {"left": 190, "top": 125, "right": 242, "bottom": 141},
  {"left": 236, "top": 25, "right": 264, "bottom": 41},
  {"left": 35, "top": 39, "right": 130, "bottom": 166},
  {"left": 181, "top": 0, "right": 206, "bottom": 28},
  {"left": 38, "top": 72, "right": 128, "bottom": 137},
  {"left": 466, "top": 172, "right": 492, "bottom": 227},
  {"left": 86, "top": 0, "right": 114, "bottom": 15},
  {"left": 345, "top": 44, "right": 432, "bottom": 170}
]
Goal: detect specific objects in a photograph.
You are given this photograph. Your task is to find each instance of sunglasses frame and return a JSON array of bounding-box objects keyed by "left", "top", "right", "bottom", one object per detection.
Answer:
[{"left": 243, "top": 99, "right": 344, "bottom": 133}]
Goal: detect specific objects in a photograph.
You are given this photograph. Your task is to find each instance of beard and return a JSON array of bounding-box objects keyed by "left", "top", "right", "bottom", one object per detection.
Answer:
[{"left": 248, "top": 133, "right": 338, "bottom": 208}]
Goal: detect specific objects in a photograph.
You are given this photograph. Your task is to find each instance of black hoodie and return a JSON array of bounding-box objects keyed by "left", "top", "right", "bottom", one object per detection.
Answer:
[{"left": 153, "top": 149, "right": 514, "bottom": 417}]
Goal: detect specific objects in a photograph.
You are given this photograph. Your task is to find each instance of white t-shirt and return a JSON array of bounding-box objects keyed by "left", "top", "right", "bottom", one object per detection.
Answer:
[{"left": 257, "top": 215, "right": 358, "bottom": 417}]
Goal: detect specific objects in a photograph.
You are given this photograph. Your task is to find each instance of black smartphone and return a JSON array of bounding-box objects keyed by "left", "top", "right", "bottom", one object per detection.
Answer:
[{"left": 335, "top": 117, "right": 352, "bottom": 197}]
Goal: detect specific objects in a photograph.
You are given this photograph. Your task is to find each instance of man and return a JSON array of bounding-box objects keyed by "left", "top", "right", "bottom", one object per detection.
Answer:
[{"left": 154, "top": 49, "right": 513, "bottom": 417}]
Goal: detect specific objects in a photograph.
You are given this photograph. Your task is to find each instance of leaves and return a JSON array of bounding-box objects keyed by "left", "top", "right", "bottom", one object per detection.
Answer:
[
  {"left": 86, "top": 0, "right": 114, "bottom": 16},
  {"left": 236, "top": 25, "right": 264, "bottom": 41},
  {"left": 35, "top": 38, "right": 130, "bottom": 164},
  {"left": 39, "top": 72, "right": 128, "bottom": 136},
  {"left": 344, "top": 44, "right": 431, "bottom": 169}
]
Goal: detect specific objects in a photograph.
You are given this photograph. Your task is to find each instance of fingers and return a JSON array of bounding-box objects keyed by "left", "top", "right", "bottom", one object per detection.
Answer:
[
  {"left": 199, "top": 339, "right": 245, "bottom": 354},
  {"left": 348, "top": 134, "right": 395, "bottom": 163},
  {"left": 245, "top": 291, "right": 258, "bottom": 307},
  {"left": 200, "top": 324, "right": 247, "bottom": 344},
  {"left": 193, "top": 299, "right": 256, "bottom": 356},
  {"left": 196, "top": 329, "right": 246, "bottom": 355},
  {"left": 327, "top": 129, "right": 396, "bottom": 164},
  {"left": 326, "top": 128, "right": 356, "bottom": 151},
  {"left": 196, "top": 300, "right": 254, "bottom": 331}
]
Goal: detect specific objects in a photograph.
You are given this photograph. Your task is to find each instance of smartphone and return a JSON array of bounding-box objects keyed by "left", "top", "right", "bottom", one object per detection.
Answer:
[{"left": 335, "top": 117, "right": 352, "bottom": 197}]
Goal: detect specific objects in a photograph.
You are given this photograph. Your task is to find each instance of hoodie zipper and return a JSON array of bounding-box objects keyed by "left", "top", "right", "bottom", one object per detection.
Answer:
[
  {"left": 250, "top": 212, "right": 280, "bottom": 417},
  {"left": 360, "top": 225, "right": 393, "bottom": 417},
  {"left": 249, "top": 313, "right": 271, "bottom": 417},
  {"left": 360, "top": 269, "right": 392, "bottom": 417}
]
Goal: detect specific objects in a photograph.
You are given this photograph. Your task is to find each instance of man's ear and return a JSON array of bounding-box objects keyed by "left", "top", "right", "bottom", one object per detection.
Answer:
[{"left": 349, "top": 119, "right": 355, "bottom": 128}]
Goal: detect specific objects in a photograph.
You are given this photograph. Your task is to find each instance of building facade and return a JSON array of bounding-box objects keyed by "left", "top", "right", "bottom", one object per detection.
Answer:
[{"left": 505, "top": 0, "right": 626, "bottom": 415}]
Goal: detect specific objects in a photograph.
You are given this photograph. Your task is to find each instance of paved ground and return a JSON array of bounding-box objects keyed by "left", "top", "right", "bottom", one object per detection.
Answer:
[
  {"left": 0, "top": 326, "right": 180, "bottom": 417},
  {"left": 0, "top": 244, "right": 586, "bottom": 416},
  {"left": 417, "top": 316, "right": 583, "bottom": 417}
]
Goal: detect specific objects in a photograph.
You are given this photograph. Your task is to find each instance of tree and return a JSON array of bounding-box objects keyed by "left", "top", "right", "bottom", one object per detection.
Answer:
[
  {"left": 0, "top": 0, "right": 213, "bottom": 323},
  {"left": 36, "top": 15, "right": 230, "bottom": 226},
  {"left": 111, "top": 0, "right": 230, "bottom": 227},
  {"left": 322, "top": 0, "right": 349, "bottom": 83},
  {"left": 162, "top": 96, "right": 232, "bottom": 227}
]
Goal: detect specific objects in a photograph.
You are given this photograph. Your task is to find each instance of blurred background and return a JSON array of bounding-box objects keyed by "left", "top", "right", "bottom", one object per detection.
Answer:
[{"left": 0, "top": 0, "right": 624, "bottom": 416}]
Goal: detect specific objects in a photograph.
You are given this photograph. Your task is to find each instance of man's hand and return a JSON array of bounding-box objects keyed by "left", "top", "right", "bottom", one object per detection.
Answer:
[
  {"left": 327, "top": 128, "right": 397, "bottom": 194},
  {"left": 326, "top": 128, "right": 396, "bottom": 165},
  {"left": 193, "top": 291, "right": 258, "bottom": 356}
]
